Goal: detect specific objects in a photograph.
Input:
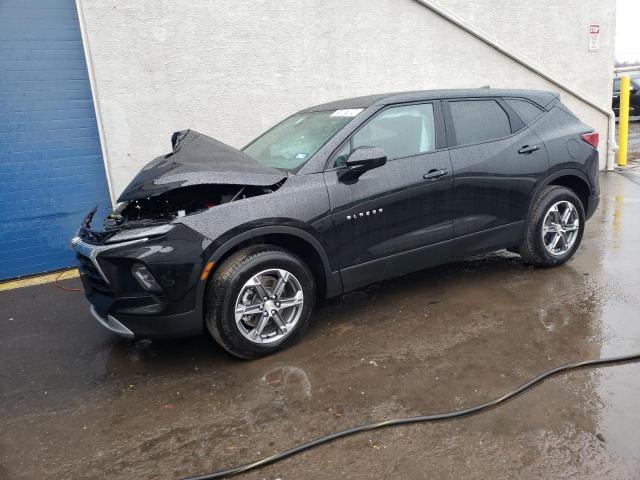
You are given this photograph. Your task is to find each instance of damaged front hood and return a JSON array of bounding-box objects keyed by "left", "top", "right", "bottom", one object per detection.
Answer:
[{"left": 117, "top": 130, "right": 287, "bottom": 202}]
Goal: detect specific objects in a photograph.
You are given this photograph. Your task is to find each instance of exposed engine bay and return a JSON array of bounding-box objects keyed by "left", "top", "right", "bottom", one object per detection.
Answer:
[
  {"left": 78, "top": 129, "right": 289, "bottom": 241},
  {"left": 104, "top": 182, "right": 283, "bottom": 230}
]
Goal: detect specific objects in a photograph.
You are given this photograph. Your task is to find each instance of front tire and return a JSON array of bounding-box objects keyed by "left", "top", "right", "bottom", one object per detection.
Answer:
[
  {"left": 205, "top": 245, "right": 316, "bottom": 359},
  {"left": 519, "top": 186, "right": 585, "bottom": 267}
]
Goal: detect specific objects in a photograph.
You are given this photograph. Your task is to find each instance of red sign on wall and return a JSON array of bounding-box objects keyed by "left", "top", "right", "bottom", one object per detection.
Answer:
[{"left": 589, "top": 24, "right": 600, "bottom": 51}]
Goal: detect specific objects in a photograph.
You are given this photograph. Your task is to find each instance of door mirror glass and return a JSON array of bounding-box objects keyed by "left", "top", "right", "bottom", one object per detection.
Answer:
[
  {"left": 346, "top": 146, "right": 387, "bottom": 169},
  {"left": 339, "top": 147, "right": 387, "bottom": 181}
]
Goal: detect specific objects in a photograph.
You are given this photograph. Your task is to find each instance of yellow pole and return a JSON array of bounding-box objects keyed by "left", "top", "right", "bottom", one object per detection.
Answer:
[{"left": 617, "top": 76, "right": 630, "bottom": 166}]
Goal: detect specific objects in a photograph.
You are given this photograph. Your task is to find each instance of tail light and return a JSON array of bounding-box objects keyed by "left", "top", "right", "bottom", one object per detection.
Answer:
[{"left": 580, "top": 132, "right": 599, "bottom": 149}]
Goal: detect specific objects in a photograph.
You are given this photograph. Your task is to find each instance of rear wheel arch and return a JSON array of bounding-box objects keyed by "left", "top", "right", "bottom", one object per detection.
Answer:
[
  {"left": 547, "top": 174, "right": 591, "bottom": 213},
  {"left": 530, "top": 170, "right": 591, "bottom": 218},
  {"left": 519, "top": 185, "right": 585, "bottom": 267}
]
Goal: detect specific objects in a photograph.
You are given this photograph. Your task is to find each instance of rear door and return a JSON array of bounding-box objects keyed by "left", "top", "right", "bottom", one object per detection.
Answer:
[
  {"left": 631, "top": 77, "right": 640, "bottom": 116},
  {"left": 324, "top": 101, "right": 453, "bottom": 291},
  {"left": 444, "top": 97, "right": 549, "bottom": 256},
  {"left": 612, "top": 78, "right": 621, "bottom": 112}
]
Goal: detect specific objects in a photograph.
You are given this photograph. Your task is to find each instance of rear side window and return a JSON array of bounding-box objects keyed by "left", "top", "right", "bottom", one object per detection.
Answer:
[
  {"left": 505, "top": 98, "right": 545, "bottom": 124},
  {"left": 351, "top": 103, "right": 436, "bottom": 160},
  {"left": 449, "top": 100, "right": 511, "bottom": 146},
  {"left": 613, "top": 78, "right": 620, "bottom": 92}
]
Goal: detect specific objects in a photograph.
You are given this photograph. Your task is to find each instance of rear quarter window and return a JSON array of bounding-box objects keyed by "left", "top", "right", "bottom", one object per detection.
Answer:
[
  {"left": 505, "top": 98, "right": 545, "bottom": 125},
  {"left": 613, "top": 78, "right": 621, "bottom": 92},
  {"left": 449, "top": 99, "right": 511, "bottom": 146}
]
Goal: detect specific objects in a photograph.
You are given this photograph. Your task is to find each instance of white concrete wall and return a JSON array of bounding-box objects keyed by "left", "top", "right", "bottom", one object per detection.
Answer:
[
  {"left": 79, "top": 0, "right": 616, "bottom": 200},
  {"left": 443, "top": 0, "right": 615, "bottom": 105}
]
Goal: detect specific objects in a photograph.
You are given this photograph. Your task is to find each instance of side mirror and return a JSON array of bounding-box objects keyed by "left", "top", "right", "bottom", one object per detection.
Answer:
[{"left": 340, "top": 147, "right": 387, "bottom": 181}]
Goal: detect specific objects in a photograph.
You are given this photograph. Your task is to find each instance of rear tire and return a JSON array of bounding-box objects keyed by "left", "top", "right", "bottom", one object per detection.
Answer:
[
  {"left": 205, "top": 245, "right": 316, "bottom": 359},
  {"left": 519, "top": 186, "right": 585, "bottom": 267}
]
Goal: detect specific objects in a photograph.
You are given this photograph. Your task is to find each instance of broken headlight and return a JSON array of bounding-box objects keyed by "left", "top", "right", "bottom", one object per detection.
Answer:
[{"left": 105, "top": 224, "right": 175, "bottom": 244}]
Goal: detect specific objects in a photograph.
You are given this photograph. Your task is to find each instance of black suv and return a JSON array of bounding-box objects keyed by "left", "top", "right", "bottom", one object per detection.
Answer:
[
  {"left": 73, "top": 89, "right": 600, "bottom": 358},
  {"left": 612, "top": 76, "right": 640, "bottom": 117}
]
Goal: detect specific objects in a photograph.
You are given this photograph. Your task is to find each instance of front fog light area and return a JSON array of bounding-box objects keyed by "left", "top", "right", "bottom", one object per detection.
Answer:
[{"left": 131, "top": 263, "right": 162, "bottom": 292}]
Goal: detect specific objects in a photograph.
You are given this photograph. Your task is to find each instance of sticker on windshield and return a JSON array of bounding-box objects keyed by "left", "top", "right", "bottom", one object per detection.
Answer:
[{"left": 330, "top": 109, "right": 363, "bottom": 117}]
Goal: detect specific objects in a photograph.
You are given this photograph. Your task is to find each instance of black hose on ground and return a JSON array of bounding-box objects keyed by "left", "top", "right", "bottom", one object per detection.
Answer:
[{"left": 180, "top": 351, "right": 640, "bottom": 480}]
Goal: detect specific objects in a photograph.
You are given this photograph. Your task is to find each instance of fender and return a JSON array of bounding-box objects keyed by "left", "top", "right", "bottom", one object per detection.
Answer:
[
  {"left": 527, "top": 168, "right": 592, "bottom": 220},
  {"left": 203, "top": 225, "right": 342, "bottom": 299},
  {"left": 542, "top": 168, "right": 592, "bottom": 189}
]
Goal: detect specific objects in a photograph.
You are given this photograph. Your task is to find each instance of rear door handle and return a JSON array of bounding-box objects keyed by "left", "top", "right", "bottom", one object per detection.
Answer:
[
  {"left": 423, "top": 168, "right": 448, "bottom": 180},
  {"left": 518, "top": 144, "right": 540, "bottom": 154}
]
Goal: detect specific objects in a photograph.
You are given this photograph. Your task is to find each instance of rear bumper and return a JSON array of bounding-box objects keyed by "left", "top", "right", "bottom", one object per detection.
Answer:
[{"left": 586, "top": 193, "right": 599, "bottom": 221}]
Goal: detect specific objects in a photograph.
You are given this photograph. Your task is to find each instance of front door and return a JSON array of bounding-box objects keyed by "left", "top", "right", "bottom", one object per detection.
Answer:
[{"left": 323, "top": 102, "right": 454, "bottom": 291}]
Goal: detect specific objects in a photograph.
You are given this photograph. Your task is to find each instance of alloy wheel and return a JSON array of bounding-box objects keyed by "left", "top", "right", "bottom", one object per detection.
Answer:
[
  {"left": 542, "top": 200, "right": 580, "bottom": 256},
  {"left": 234, "top": 268, "right": 304, "bottom": 344}
]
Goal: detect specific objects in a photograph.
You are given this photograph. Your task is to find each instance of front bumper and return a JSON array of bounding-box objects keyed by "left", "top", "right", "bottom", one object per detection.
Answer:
[
  {"left": 73, "top": 223, "right": 209, "bottom": 339},
  {"left": 90, "top": 305, "right": 134, "bottom": 338}
]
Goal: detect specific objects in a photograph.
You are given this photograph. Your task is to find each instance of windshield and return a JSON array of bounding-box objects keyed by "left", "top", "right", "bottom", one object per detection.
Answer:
[{"left": 243, "top": 109, "right": 361, "bottom": 172}]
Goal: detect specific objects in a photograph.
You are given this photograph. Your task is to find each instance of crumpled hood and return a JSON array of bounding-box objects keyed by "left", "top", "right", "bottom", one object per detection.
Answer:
[{"left": 117, "top": 130, "right": 287, "bottom": 202}]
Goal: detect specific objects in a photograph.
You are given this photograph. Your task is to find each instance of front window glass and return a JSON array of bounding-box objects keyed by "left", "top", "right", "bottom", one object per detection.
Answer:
[
  {"left": 333, "top": 143, "right": 351, "bottom": 169},
  {"left": 352, "top": 103, "right": 436, "bottom": 160},
  {"left": 243, "top": 110, "right": 360, "bottom": 172}
]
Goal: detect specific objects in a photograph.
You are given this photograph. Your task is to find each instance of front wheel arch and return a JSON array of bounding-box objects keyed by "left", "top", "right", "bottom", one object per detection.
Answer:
[
  {"left": 205, "top": 226, "right": 341, "bottom": 301},
  {"left": 205, "top": 244, "right": 317, "bottom": 358}
]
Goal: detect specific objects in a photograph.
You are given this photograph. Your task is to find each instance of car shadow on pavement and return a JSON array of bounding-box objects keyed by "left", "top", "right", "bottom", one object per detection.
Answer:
[{"left": 100, "top": 250, "right": 530, "bottom": 378}]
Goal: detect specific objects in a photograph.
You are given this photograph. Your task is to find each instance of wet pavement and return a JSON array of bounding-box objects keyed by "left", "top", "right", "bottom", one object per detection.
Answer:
[
  {"left": 2, "top": 173, "right": 640, "bottom": 480},
  {"left": 618, "top": 118, "right": 640, "bottom": 162},
  {"left": 628, "top": 120, "right": 640, "bottom": 162}
]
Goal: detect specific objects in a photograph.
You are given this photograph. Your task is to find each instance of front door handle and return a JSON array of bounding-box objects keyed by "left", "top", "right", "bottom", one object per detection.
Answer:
[
  {"left": 518, "top": 144, "right": 540, "bottom": 154},
  {"left": 423, "top": 168, "right": 448, "bottom": 180}
]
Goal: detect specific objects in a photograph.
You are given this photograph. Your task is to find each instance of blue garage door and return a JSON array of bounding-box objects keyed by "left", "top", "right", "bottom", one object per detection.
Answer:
[{"left": 0, "top": 0, "right": 111, "bottom": 280}]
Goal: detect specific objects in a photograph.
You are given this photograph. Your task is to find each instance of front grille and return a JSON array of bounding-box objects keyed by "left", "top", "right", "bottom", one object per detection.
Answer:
[
  {"left": 76, "top": 253, "right": 112, "bottom": 294},
  {"left": 78, "top": 225, "right": 113, "bottom": 245}
]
